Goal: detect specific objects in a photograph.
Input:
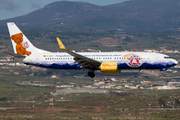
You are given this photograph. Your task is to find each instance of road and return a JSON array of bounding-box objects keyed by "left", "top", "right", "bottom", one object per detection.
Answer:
[{"left": 115, "top": 107, "right": 180, "bottom": 111}]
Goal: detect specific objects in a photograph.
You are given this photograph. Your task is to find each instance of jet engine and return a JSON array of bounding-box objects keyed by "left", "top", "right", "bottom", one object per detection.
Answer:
[{"left": 100, "top": 62, "right": 120, "bottom": 74}]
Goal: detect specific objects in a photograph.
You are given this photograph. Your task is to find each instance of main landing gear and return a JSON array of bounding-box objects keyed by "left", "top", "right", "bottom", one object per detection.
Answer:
[
  {"left": 88, "top": 71, "right": 95, "bottom": 78},
  {"left": 158, "top": 70, "right": 163, "bottom": 77},
  {"left": 158, "top": 73, "right": 162, "bottom": 77}
]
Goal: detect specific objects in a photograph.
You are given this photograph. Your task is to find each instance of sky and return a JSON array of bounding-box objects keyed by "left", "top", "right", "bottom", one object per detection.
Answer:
[{"left": 0, "top": 0, "right": 129, "bottom": 20}]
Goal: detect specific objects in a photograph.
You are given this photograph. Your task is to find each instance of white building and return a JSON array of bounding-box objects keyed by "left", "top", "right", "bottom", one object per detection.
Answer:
[{"left": 168, "top": 82, "right": 180, "bottom": 87}]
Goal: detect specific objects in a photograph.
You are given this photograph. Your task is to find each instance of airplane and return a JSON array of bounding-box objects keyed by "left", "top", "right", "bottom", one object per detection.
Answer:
[{"left": 4, "top": 22, "right": 178, "bottom": 78}]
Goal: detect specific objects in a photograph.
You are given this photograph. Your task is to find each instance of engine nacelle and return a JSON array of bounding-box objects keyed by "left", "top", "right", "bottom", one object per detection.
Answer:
[
  {"left": 160, "top": 68, "right": 168, "bottom": 71},
  {"left": 100, "top": 62, "right": 120, "bottom": 74}
]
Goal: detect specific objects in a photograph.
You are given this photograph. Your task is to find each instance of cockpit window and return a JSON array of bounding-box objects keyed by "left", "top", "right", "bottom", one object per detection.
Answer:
[{"left": 164, "top": 56, "right": 171, "bottom": 59}]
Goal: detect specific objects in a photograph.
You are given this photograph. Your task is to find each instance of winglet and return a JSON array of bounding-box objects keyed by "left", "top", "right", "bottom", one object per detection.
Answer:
[{"left": 57, "top": 37, "right": 67, "bottom": 51}]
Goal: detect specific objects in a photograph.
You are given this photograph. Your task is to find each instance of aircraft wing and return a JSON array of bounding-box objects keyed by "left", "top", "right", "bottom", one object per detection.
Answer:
[{"left": 57, "top": 37, "right": 101, "bottom": 69}]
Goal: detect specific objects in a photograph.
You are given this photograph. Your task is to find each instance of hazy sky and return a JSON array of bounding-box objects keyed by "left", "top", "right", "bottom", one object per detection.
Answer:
[{"left": 0, "top": 0, "right": 129, "bottom": 20}]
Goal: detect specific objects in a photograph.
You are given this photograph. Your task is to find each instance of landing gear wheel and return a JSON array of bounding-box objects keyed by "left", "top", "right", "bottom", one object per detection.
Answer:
[
  {"left": 158, "top": 73, "right": 162, "bottom": 77},
  {"left": 88, "top": 71, "right": 95, "bottom": 78}
]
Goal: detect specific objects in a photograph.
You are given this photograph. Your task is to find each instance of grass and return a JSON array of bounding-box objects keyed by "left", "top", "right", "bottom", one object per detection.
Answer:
[{"left": 0, "top": 76, "right": 50, "bottom": 103}]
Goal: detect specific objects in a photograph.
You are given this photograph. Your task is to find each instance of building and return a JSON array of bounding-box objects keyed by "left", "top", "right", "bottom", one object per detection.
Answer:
[{"left": 168, "top": 82, "right": 180, "bottom": 87}]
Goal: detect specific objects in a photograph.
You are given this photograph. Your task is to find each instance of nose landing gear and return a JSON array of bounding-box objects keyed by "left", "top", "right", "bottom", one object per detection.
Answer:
[{"left": 88, "top": 71, "right": 95, "bottom": 78}]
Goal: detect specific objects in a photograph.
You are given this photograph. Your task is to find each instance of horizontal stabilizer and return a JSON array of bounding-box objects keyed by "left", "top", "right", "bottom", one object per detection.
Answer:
[{"left": 3, "top": 51, "right": 25, "bottom": 58}]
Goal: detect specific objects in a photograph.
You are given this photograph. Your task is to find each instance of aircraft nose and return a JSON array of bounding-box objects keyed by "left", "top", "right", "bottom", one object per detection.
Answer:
[{"left": 173, "top": 59, "right": 178, "bottom": 65}]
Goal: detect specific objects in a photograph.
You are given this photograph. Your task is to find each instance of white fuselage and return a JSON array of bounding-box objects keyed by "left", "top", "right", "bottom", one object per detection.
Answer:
[{"left": 17, "top": 52, "right": 178, "bottom": 70}]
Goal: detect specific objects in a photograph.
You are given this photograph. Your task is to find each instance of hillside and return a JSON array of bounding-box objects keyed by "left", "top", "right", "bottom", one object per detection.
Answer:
[
  {"left": 1, "top": 0, "right": 180, "bottom": 32},
  {"left": 0, "top": 1, "right": 102, "bottom": 32}
]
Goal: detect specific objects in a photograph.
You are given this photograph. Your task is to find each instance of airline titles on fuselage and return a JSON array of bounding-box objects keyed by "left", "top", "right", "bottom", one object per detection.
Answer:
[{"left": 43, "top": 54, "right": 149, "bottom": 61}]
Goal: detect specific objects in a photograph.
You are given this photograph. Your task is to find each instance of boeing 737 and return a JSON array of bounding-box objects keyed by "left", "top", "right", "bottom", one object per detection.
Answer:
[{"left": 4, "top": 22, "right": 178, "bottom": 78}]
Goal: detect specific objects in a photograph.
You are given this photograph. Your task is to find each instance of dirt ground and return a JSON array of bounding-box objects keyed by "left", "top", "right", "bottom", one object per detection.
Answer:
[
  {"left": 0, "top": 107, "right": 107, "bottom": 119},
  {"left": 0, "top": 107, "right": 179, "bottom": 119}
]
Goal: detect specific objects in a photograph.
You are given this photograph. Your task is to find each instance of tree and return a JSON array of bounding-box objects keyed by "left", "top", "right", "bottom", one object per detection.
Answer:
[
  {"left": 175, "top": 98, "right": 180, "bottom": 105},
  {"left": 158, "top": 98, "right": 166, "bottom": 106}
]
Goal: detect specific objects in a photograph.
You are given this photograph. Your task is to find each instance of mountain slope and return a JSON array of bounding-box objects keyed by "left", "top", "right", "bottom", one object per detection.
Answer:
[
  {"left": 84, "top": 0, "right": 180, "bottom": 32},
  {"left": 1, "top": 0, "right": 180, "bottom": 32},
  {"left": 1, "top": 1, "right": 102, "bottom": 27}
]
